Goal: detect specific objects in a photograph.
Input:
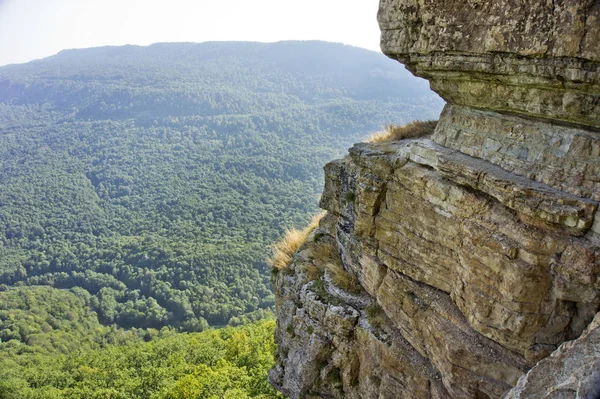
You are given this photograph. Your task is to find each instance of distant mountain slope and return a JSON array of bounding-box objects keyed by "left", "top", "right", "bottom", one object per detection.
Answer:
[
  {"left": 0, "top": 41, "right": 444, "bottom": 329},
  {"left": 0, "top": 41, "right": 431, "bottom": 122}
]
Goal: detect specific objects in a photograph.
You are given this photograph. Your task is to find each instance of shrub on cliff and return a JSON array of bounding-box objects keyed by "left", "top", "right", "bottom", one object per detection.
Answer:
[{"left": 367, "top": 120, "right": 437, "bottom": 143}]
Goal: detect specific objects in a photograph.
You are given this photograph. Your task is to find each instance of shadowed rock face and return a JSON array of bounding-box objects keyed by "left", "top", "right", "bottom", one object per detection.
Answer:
[
  {"left": 270, "top": 1, "right": 600, "bottom": 398},
  {"left": 505, "top": 312, "right": 600, "bottom": 399}
]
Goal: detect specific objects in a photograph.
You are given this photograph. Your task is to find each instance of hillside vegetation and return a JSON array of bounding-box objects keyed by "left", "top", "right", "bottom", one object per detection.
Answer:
[
  {"left": 0, "top": 286, "right": 281, "bottom": 399},
  {"left": 0, "top": 41, "right": 443, "bottom": 330}
]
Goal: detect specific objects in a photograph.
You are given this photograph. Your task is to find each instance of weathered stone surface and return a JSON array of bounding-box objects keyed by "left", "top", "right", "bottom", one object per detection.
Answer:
[
  {"left": 340, "top": 142, "right": 599, "bottom": 355},
  {"left": 377, "top": 270, "right": 526, "bottom": 398},
  {"left": 354, "top": 321, "right": 450, "bottom": 399},
  {"left": 271, "top": 139, "right": 600, "bottom": 398},
  {"left": 505, "top": 312, "right": 600, "bottom": 399},
  {"left": 271, "top": 0, "right": 600, "bottom": 397},
  {"left": 397, "top": 139, "right": 598, "bottom": 235},
  {"left": 269, "top": 234, "right": 451, "bottom": 399},
  {"left": 378, "top": 0, "right": 600, "bottom": 127},
  {"left": 434, "top": 105, "right": 600, "bottom": 201}
]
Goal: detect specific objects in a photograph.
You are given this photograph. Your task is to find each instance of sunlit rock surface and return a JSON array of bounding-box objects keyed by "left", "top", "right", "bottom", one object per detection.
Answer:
[{"left": 270, "top": 0, "right": 600, "bottom": 398}]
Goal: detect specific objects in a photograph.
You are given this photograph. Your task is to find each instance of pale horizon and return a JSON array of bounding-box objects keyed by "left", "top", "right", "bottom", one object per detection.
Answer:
[{"left": 0, "top": 0, "right": 383, "bottom": 67}]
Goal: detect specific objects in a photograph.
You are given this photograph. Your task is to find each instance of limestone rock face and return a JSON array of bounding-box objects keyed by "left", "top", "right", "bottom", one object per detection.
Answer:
[
  {"left": 379, "top": 0, "right": 600, "bottom": 128},
  {"left": 270, "top": 0, "right": 600, "bottom": 398},
  {"left": 271, "top": 137, "right": 599, "bottom": 398},
  {"left": 505, "top": 312, "right": 600, "bottom": 399}
]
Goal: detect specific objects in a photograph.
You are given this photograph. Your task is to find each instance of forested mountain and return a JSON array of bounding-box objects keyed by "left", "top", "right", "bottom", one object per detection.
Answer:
[{"left": 0, "top": 41, "right": 444, "bottom": 330}]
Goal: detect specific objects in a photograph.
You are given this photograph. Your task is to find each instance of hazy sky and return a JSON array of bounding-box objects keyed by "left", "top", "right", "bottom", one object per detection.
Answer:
[{"left": 0, "top": 0, "right": 382, "bottom": 66}]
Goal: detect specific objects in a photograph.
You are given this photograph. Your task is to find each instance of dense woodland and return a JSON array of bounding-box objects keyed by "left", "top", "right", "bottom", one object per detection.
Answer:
[
  {"left": 0, "top": 41, "right": 443, "bottom": 332},
  {"left": 0, "top": 286, "right": 281, "bottom": 398},
  {"left": 0, "top": 41, "right": 443, "bottom": 397}
]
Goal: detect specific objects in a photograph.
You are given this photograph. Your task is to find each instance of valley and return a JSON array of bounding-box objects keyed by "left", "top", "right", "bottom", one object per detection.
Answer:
[{"left": 0, "top": 40, "right": 443, "bottom": 398}]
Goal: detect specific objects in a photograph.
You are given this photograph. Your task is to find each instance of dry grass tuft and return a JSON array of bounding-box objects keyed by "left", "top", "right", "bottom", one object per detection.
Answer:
[
  {"left": 367, "top": 120, "right": 438, "bottom": 143},
  {"left": 311, "top": 240, "right": 340, "bottom": 265},
  {"left": 366, "top": 302, "right": 386, "bottom": 329},
  {"left": 300, "top": 236, "right": 338, "bottom": 283},
  {"left": 301, "top": 263, "right": 322, "bottom": 282},
  {"left": 326, "top": 262, "right": 361, "bottom": 294},
  {"left": 270, "top": 211, "right": 326, "bottom": 270}
]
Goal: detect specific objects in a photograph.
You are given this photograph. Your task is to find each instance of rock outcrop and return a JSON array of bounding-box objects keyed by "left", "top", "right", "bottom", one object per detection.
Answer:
[
  {"left": 379, "top": 0, "right": 600, "bottom": 128},
  {"left": 506, "top": 312, "right": 600, "bottom": 399},
  {"left": 270, "top": 1, "right": 600, "bottom": 398}
]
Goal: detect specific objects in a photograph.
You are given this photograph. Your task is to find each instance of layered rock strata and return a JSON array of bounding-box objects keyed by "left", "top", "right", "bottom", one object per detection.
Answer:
[
  {"left": 506, "top": 312, "right": 600, "bottom": 399},
  {"left": 270, "top": 0, "right": 600, "bottom": 398},
  {"left": 379, "top": 0, "right": 600, "bottom": 128}
]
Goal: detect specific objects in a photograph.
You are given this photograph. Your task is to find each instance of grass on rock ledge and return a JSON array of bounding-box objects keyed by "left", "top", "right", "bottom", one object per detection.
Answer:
[
  {"left": 270, "top": 212, "right": 326, "bottom": 270},
  {"left": 367, "top": 120, "right": 437, "bottom": 143}
]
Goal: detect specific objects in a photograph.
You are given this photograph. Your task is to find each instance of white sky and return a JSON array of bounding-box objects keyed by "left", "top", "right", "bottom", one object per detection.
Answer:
[{"left": 0, "top": 0, "right": 383, "bottom": 66}]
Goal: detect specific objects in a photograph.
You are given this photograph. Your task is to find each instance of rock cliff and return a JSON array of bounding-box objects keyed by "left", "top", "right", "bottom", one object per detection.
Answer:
[{"left": 269, "top": 1, "right": 600, "bottom": 398}]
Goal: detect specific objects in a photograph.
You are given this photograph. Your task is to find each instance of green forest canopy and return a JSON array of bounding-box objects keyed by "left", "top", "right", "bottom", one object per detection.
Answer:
[
  {"left": 0, "top": 41, "right": 444, "bottom": 329},
  {"left": 0, "top": 286, "right": 281, "bottom": 399}
]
